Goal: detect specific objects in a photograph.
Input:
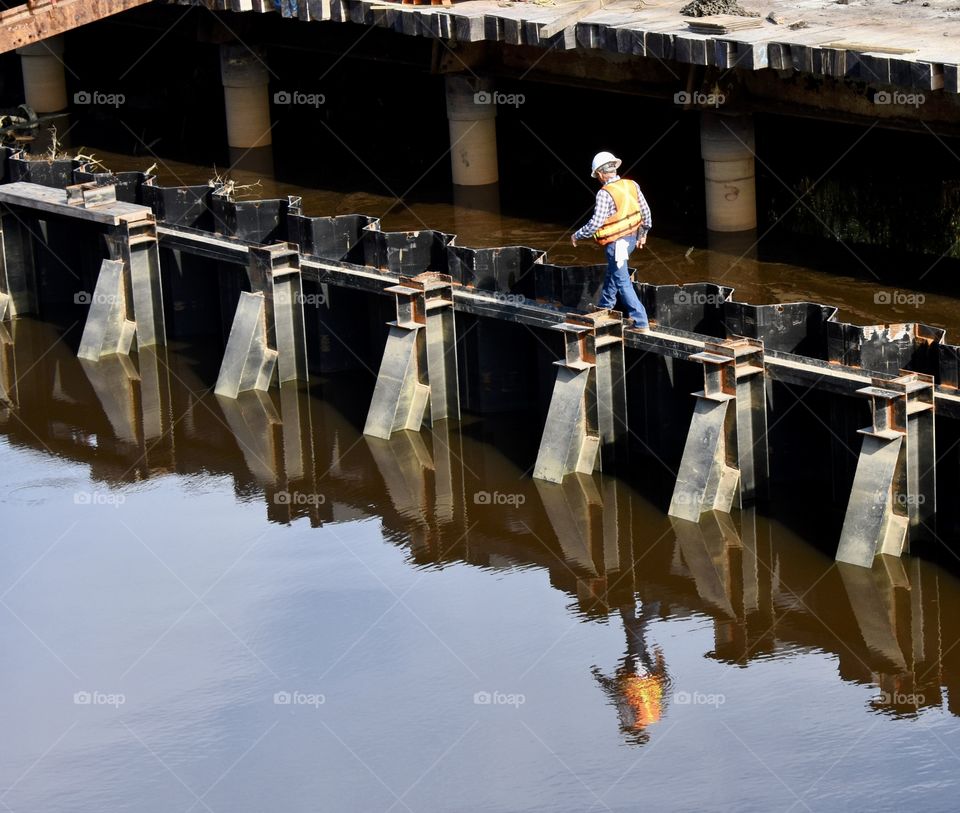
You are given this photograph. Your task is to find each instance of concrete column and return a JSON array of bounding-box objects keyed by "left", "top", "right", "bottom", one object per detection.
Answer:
[
  {"left": 700, "top": 112, "right": 756, "bottom": 233},
  {"left": 445, "top": 75, "right": 499, "bottom": 187},
  {"left": 446, "top": 75, "right": 501, "bottom": 241},
  {"left": 220, "top": 44, "right": 273, "bottom": 174},
  {"left": 17, "top": 36, "right": 67, "bottom": 113}
]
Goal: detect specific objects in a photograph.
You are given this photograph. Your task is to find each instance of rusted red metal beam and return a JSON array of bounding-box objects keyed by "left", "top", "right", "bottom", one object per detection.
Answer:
[{"left": 0, "top": 0, "right": 154, "bottom": 54}]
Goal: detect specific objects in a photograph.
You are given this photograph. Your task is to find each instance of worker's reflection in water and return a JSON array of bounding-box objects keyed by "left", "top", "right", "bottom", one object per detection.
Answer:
[{"left": 592, "top": 603, "right": 669, "bottom": 745}]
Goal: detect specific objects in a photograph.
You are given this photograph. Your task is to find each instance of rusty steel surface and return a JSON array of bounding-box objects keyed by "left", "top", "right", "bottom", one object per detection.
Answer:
[{"left": 0, "top": 0, "right": 154, "bottom": 54}]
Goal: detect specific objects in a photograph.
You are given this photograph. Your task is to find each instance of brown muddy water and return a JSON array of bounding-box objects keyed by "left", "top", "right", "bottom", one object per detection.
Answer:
[{"left": 3, "top": 151, "right": 960, "bottom": 811}]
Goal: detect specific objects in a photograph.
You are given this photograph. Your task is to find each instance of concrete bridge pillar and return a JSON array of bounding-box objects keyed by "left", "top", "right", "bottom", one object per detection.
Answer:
[
  {"left": 446, "top": 74, "right": 500, "bottom": 224},
  {"left": 17, "top": 36, "right": 67, "bottom": 114},
  {"left": 220, "top": 44, "right": 273, "bottom": 174},
  {"left": 445, "top": 75, "right": 499, "bottom": 187},
  {"left": 445, "top": 75, "right": 500, "bottom": 238},
  {"left": 700, "top": 112, "right": 757, "bottom": 233}
]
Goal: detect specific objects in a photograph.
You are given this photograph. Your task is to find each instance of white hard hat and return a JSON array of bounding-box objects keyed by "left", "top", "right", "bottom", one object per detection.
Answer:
[{"left": 591, "top": 151, "right": 622, "bottom": 177}]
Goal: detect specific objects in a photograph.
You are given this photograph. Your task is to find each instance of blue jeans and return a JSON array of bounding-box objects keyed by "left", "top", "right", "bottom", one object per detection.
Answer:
[{"left": 599, "top": 234, "right": 648, "bottom": 328}]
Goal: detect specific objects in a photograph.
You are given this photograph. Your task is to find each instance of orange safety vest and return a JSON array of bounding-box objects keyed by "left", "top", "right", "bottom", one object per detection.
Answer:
[{"left": 594, "top": 178, "right": 645, "bottom": 246}]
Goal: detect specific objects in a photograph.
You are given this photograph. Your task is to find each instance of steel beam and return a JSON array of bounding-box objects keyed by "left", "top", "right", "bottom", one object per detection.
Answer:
[
  {"left": 836, "top": 372, "right": 935, "bottom": 568},
  {"left": 105, "top": 217, "right": 166, "bottom": 350},
  {"left": 363, "top": 272, "right": 459, "bottom": 440},
  {"left": 533, "top": 310, "right": 625, "bottom": 484},
  {"left": 215, "top": 292, "right": 278, "bottom": 398},
  {"left": 76, "top": 259, "right": 136, "bottom": 361},
  {"left": 216, "top": 243, "right": 309, "bottom": 398},
  {"left": 668, "top": 337, "right": 768, "bottom": 521},
  {"left": 78, "top": 209, "right": 166, "bottom": 362}
]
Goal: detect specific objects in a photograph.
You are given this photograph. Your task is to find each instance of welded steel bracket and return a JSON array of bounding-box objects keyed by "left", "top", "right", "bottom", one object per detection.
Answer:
[
  {"left": 215, "top": 243, "right": 309, "bottom": 398},
  {"left": 533, "top": 310, "right": 626, "bottom": 484},
  {"left": 364, "top": 272, "right": 460, "bottom": 440},
  {"left": 668, "top": 336, "right": 768, "bottom": 520},
  {"left": 836, "top": 372, "right": 935, "bottom": 568},
  {"left": 105, "top": 218, "right": 166, "bottom": 349},
  {"left": 77, "top": 260, "right": 136, "bottom": 361},
  {"left": 215, "top": 292, "right": 278, "bottom": 398},
  {"left": 0, "top": 318, "right": 14, "bottom": 410},
  {"left": 79, "top": 217, "right": 166, "bottom": 362}
]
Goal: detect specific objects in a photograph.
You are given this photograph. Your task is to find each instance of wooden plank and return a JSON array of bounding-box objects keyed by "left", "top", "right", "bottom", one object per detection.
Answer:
[
  {"left": 540, "top": 0, "right": 606, "bottom": 39},
  {"left": 0, "top": 0, "right": 154, "bottom": 54},
  {"left": 687, "top": 14, "right": 763, "bottom": 34},
  {"left": 0, "top": 181, "right": 152, "bottom": 226},
  {"left": 822, "top": 40, "right": 917, "bottom": 55},
  {"left": 515, "top": 3, "right": 564, "bottom": 47}
]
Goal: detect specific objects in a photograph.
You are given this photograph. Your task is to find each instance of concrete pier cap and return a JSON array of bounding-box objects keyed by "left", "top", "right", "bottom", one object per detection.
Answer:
[
  {"left": 700, "top": 112, "right": 757, "bottom": 233},
  {"left": 220, "top": 44, "right": 272, "bottom": 150},
  {"left": 445, "top": 74, "right": 499, "bottom": 187},
  {"left": 17, "top": 35, "right": 67, "bottom": 114}
]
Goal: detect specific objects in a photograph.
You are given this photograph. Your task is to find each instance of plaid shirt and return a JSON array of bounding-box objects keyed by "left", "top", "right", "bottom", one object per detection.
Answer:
[{"left": 574, "top": 177, "right": 652, "bottom": 241}]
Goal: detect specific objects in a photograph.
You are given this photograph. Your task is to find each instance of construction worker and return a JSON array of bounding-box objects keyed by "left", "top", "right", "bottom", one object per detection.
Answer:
[{"left": 571, "top": 151, "right": 652, "bottom": 331}]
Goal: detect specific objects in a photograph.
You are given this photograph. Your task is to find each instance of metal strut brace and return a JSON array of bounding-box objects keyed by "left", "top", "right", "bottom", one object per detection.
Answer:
[
  {"left": 668, "top": 336, "right": 768, "bottom": 521},
  {"left": 363, "top": 272, "right": 460, "bottom": 440},
  {"left": 836, "top": 371, "right": 935, "bottom": 568}
]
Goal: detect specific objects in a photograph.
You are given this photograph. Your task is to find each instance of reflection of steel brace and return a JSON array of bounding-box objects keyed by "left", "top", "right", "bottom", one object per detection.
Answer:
[
  {"left": 668, "top": 337, "right": 768, "bottom": 521},
  {"left": 533, "top": 310, "right": 627, "bottom": 484},
  {"left": 836, "top": 372, "right": 935, "bottom": 568},
  {"left": 215, "top": 243, "right": 309, "bottom": 398},
  {"left": 0, "top": 319, "right": 14, "bottom": 409},
  {"left": 363, "top": 272, "right": 460, "bottom": 440}
]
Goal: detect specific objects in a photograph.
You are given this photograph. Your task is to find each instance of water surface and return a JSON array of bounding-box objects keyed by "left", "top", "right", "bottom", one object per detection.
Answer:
[{"left": 2, "top": 321, "right": 960, "bottom": 811}]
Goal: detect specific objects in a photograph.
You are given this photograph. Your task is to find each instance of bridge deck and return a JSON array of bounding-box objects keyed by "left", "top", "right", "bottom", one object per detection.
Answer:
[{"left": 176, "top": 0, "right": 960, "bottom": 94}]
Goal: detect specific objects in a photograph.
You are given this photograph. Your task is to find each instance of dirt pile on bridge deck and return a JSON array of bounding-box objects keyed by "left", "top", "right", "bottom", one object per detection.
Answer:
[{"left": 680, "top": 0, "right": 760, "bottom": 16}]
